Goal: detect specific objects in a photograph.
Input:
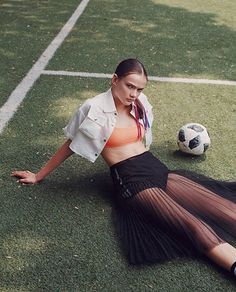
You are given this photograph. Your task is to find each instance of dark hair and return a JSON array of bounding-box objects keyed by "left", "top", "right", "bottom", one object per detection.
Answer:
[{"left": 115, "top": 58, "right": 148, "bottom": 80}]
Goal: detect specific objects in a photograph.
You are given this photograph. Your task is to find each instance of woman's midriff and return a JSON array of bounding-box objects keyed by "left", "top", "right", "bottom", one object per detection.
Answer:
[{"left": 102, "top": 141, "right": 147, "bottom": 166}]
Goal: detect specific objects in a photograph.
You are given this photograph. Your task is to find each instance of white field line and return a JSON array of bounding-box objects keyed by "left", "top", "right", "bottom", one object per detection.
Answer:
[
  {"left": 42, "top": 70, "right": 236, "bottom": 86},
  {"left": 43, "top": 70, "right": 113, "bottom": 79},
  {"left": 0, "top": 0, "right": 90, "bottom": 134}
]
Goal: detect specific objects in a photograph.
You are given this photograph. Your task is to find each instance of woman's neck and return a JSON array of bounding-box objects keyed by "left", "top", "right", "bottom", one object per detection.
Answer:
[
  {"left": 117, "top": 103, "right": 130, "bottom": 114},
  {"left": 112, "top": 94, "right": 130, "bottom": 113}
]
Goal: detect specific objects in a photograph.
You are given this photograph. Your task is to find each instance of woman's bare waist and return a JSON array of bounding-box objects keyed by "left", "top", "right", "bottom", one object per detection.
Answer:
[{"left": 102, "top": 142, "right": 147, "bottom": 166}]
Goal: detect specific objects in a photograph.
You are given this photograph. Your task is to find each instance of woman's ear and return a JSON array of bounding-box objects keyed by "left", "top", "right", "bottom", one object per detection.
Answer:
[{"left": 112, "top": 74, "right": 119, "bottom": 86}]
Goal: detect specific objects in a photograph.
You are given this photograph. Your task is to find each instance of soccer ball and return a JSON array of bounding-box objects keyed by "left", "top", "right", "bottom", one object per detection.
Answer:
[{"left": 177, "top": 123, "right": 211, "bottom": 156}]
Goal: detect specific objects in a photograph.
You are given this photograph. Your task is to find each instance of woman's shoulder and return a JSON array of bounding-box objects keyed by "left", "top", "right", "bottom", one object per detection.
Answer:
[
  {"left": 139, "top": 92, "right": 153, "bottom": 109},
  {"left": 84, "top": 89, "right": 112, "bottom": 107},
  {"left": 86, "top": 89, "right": 116, "bottom": 114},
  {"left": 77, "top": 89, "right": 111, "bottom": 112}
]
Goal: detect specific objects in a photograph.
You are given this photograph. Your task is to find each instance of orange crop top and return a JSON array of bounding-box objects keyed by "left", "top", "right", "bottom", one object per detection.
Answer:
[{"left": 105, "top": 125, "right": 144, "bottom": 148}]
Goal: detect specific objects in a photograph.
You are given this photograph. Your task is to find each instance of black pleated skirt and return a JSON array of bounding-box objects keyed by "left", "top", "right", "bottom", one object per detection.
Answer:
[{"left": 110, "top": 151, "right": 236, "bottom": 264}]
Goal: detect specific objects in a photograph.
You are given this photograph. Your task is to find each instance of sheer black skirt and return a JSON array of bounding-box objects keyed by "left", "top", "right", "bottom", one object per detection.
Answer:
[{"left": 110, "top": 151, "right": 236, "bottom": 264}]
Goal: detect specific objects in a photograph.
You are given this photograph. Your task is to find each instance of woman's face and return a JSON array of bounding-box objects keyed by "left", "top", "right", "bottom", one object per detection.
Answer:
[{"left": 111, "top": 73, "right": 147, "bottom": 106}]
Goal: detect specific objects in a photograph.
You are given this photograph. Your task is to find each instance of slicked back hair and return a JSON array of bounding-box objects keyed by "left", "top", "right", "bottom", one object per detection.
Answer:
[{"left": 115, "top": 58, "right": 148, "bottom": 80}]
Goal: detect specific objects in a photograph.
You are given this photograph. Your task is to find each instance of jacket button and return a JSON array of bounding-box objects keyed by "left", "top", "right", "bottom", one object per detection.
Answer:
[
  {"left": 114, "top": 113, "right": 117, "bottom": 116},
  {"left": 103, "top": 139, "right": 106, "bottom": 142},
  {"left": 95, "top": 153, "right": 98, "bottom": 156}
]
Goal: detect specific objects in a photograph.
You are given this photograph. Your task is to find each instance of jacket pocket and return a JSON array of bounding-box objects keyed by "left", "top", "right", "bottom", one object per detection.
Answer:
[{"left": 79, "top": 109, "right": 106, "bottom": 139}]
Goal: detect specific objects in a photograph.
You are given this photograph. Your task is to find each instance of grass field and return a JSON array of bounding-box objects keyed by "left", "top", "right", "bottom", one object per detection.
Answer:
[{"left": 0, "top": 0, "right": 236, "bottom": 291}]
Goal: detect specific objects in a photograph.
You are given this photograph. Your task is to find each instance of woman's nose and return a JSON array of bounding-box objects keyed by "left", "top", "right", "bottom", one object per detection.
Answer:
[{"left": 130, "top": 89, "right": 138, "bottom": 98}]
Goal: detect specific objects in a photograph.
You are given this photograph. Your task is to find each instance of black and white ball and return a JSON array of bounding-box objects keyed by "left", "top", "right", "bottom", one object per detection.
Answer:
[{"left": 177, "top": 123, "right": 211, "bottom": 155}]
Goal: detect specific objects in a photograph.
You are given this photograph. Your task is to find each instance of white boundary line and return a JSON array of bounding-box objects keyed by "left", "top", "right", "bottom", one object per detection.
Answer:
[
  {"left": 42, "top": 70, "right": 236, "bottom": 86},
  {"left": 0, "top": 0, "right": 90, "bottom": 134},
  {"left": 43, "top": 70, "right": 113, "bottom": 79}
]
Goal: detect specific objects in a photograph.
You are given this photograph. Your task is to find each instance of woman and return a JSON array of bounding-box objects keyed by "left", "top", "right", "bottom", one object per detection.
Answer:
[{"left": 11, "top": 59, "right": 236, "bottom": 276}]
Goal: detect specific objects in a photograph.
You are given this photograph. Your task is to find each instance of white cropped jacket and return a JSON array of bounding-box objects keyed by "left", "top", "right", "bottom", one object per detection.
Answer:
[{"left": 63, "top": 88, "right": 154, "bottom": 162}]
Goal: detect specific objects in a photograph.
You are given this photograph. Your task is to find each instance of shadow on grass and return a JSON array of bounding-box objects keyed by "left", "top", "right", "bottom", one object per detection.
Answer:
[
  {"left": 151, "top": 144, "right": 209, "bottom": 173},
  {"left": 48, "top": 0, "right": 236, "bottom": 81}
]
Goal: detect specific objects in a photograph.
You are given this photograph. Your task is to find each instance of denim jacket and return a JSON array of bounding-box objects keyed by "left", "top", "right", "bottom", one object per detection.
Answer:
[{"left": 63, "top": 88, "right": 153, "bottom": 162}]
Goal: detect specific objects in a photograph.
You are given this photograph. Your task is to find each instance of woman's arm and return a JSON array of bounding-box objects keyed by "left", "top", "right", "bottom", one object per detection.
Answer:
[{"left": 11, "top": 139, "right": 74, "bottom": 184}]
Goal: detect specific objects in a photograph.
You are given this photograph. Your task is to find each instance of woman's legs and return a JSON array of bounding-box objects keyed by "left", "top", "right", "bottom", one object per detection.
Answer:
[
  {"left": 133, "top": 187, "right": 224, "bottom": 255},
  {"left": 206, "top": 243, "right": 236, "bottom": 272},
  {"left": 166, "top": 173, "right": 236, "bottom": 233},
  {"left": 166, "top": 173, "right": 236, "bottom": 274}
]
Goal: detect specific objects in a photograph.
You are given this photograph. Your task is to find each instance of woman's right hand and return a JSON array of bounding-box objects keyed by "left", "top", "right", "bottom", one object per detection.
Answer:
[
  {"left": 11, "top": 170, "right": 40, "bottom": 185},
  {"left": 10, "top": 139, "right": 74, "bottom": 185}
]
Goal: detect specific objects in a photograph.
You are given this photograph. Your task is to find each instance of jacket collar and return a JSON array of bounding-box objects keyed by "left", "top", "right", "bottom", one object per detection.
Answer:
[
  {"left": 102, "top": 88, "right": 143, "bottom": 118},
  {"left": 102, "top": 89, "right": 117, "bottom": 113}
]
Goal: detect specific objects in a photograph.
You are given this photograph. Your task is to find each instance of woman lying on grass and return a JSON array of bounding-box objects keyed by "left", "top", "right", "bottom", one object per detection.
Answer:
[{"left": 12, "top": 58, "right": 236, "bottom": 277}]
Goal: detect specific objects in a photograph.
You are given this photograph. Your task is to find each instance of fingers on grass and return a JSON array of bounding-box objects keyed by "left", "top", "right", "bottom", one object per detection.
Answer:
[
  {"left": 11, "top": 170, "right": 29, "bottom": 177},
  {"left": 11, "top": 172, "right": 21, "bottom": 178}
]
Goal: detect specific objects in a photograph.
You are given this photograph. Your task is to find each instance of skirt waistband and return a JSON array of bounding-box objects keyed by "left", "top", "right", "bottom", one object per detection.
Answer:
[
  {"left": 110, "top": 151, "right": 169, "bottom": 194},
  {"left": 110, "top": 151, "right": 149, "bottom": 171}
]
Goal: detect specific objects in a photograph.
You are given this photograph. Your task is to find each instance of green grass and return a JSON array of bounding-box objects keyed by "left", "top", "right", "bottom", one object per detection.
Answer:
[
  {"left": 47, "top": 0, "right": 236, "bottom": 80},
  {"left": 1, "top": 76, "right": 236, "bottom": 291},
  {"left": 149, "top": 82, "right": 236, "bottom": 178},
  {"left": 0, "top": 0, "right": 236, "bottom": 291},
  {"left": 0, "top": 0, "right": 82, "bottom": 107}
]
